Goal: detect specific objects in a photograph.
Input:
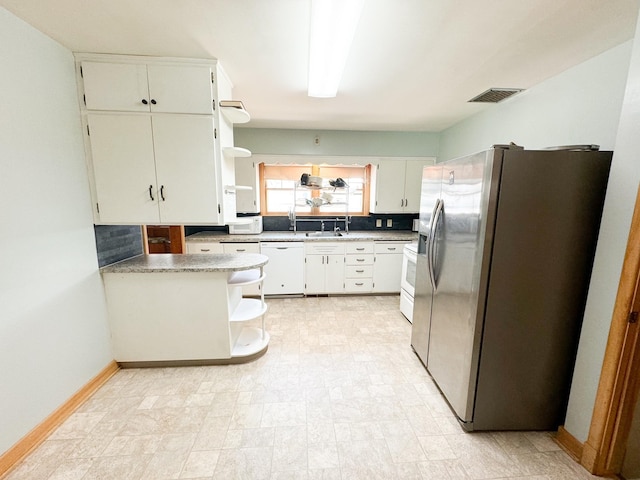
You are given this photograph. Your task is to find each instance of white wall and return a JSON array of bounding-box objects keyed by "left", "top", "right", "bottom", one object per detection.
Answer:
[
  {"left": 0, "top": 7, "right": 113, "bottom": 456},
  {"left": 438, "top": 41, "right": 633, "bottom": 161},
  {"left": 565, "top": 9, "right": 640, "bottom": 442}
]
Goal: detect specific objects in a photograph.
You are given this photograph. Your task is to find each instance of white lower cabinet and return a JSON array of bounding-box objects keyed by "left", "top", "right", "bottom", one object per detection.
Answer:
[
  {"left": 222, "top": 243, "right": 261, "bottom": 296},
  {"left": 345, "top": 242, "right": 374, "bottom": 293},
  {"left": 260, "top": 242, "right": 304, "bottom": 295},
  {"left": 373, "top": 241, "right": 409, "bottom": 293},
  {"left": 305, "top": 243, "right": 345, "bottom": 294},
  {"left": 186, "top": 242, "right": 224, "bottom": 254}
]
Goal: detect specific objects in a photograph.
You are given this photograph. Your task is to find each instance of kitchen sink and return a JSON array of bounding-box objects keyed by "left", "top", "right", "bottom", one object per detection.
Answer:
[{"left": 304, "top": 231, "right": 343, "bottom": 237}]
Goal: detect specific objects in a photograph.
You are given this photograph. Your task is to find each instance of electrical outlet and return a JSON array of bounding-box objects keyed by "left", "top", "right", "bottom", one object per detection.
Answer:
[
  {"left": 376, "top": 219, "right": 382, "bottom": 228},
  {"left": 386, "top": 219, "right": 393, "bottom": 228}
]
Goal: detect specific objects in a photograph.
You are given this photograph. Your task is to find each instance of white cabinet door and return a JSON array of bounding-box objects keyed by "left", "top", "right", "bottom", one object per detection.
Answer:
[
  {"left": 260, "top": 243, "right": 304, "bottom": 295},
  {"left": 82, "top": 62, "right": 149, "bottom": 112},
  {"left": 372, "top": 242, "right": 408, "bottom": 293},
  {"left": 235, "top": 158, "right": 260, "bottom": 213},
  {"left": 370, "top": 160, "right": 407, "bottom": 213},
  {"left": 146, "top": 64, "right": 214, "bottom": 114},
  {"left": 325, "top": 254, "right": 345, "bottom": 294},
  {"left": 82, "top": 62, "right": 213, "bottom": 114},
  {"left": 152, "top": 115, "right": 220, "bottom": 224},
  {"left": 305, "top": 254, "right": 326, "bottom": 294},
  {"left": 370, "top": 158, "right": 434, "bottom": 213},
  {"left": 87, "top": 114, "right": 160, "bottom": 223},
  {"left": 403, "top": 159, "right": 430, "bottom": 213}
]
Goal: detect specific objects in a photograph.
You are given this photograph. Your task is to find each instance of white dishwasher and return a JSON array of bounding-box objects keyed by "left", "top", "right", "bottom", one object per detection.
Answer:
[{"left": 260, "top": 242, "right": 304, "bottom": 295}]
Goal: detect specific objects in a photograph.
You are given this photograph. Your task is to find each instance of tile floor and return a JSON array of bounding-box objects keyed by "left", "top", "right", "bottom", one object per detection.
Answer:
[{"left": 3, "top": 296, "right": 600, "bottom": 480}]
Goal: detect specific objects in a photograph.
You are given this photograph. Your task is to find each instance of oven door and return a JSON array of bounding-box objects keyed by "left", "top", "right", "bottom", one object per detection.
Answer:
[{"left": 401, "top": 243, "right": 417, "bottom": 297}]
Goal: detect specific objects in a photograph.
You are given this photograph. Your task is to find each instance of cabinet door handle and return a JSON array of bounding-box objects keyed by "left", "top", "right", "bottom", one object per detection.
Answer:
[
  {"left": 160, "top": 185, "right": 165, "bottom": 201},
  {"left": 141, "top": 99, "right": 148, "bottom": 105},
  {"left": 404, "top": 199, "right": 408, "bottom": 207},
  {"left": 148, "top": 185, "right": 154, "bottom": 201},
  {"left": 150, "top": 99, "right": 157, "bottom": 105}
]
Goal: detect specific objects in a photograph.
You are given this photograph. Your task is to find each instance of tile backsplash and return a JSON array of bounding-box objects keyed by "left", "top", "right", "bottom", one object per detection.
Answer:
[{"left": 94, "top": 225, "right": 144, "bottom": 267}]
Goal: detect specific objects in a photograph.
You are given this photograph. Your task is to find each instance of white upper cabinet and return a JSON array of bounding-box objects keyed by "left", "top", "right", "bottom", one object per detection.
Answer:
[
  {"left": 87, "top": 113, "right": 221, "bottom": 225},
  {"left": 370, "top": 157, "right": 435, "bottom": 213},
  {"left": 81, "top": 61, "right": 214, "bottom": 114},
  {"left": 87, "top": 114, "right": 160, "bottom": 223}
]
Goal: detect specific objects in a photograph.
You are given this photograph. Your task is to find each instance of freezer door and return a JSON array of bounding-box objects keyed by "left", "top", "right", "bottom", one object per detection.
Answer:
[
  {"left": 410, "top": 165, "right": 443, "bottom": 364},
  {"left": 426, "top": 149, "right": 502, "bottom": 423}
]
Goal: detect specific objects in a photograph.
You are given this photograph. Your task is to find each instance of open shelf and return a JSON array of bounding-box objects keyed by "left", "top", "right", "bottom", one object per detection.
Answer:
[
  {"left": 231, "top": 327, "right": 270, "bottom": 357},
  {"left": 220, "top": 105, "right": 251, "bottom": 124},
  {"left": 223, "top": 146, "right": 252, "bottom": 158},
  {"left": 230, "top": 298, "right": 268, "bottom": 322},
  {"left": 228, "top": 270, "right": 266, "bottom": 286}
]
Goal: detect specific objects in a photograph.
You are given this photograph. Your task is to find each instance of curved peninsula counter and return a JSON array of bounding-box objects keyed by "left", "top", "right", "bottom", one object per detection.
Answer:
[{"left": 101, "top": 254, "right": 269, "bottom": 367}]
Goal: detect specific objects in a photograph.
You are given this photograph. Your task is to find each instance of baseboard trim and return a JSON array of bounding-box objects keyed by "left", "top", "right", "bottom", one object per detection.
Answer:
[
  {"left": 0, "top": 360, "right": 119, "bottom": 478},
  {"left": 556, "top": 425, "right": 584, "bottom": 462}
]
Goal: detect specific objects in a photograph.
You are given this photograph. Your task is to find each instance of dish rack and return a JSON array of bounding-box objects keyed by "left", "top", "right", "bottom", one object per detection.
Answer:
[{"left": 290, "top": 180, "right": 350, "bottom": 233}]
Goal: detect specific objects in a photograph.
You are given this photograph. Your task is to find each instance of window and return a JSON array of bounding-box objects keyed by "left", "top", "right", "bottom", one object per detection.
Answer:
[{"left": 260, "top": 163, "right": 370, "bottom": 215}]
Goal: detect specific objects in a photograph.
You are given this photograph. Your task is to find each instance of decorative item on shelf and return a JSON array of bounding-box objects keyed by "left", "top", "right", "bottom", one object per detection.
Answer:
[
  {"left": 329, "top": 177, "right": 348, "bottom": 188},
  {"left": 300, "top": 173, "right": 310, "bottom": 185},
  {"left": 307, "top": 175, "right": 322, "bottom": 187}
]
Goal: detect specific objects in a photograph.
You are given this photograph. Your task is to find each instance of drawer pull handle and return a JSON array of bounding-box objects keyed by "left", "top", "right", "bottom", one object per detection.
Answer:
[
  {"left": 236, "top": 249, "right": 246, "bottom": 252},
  {"left": 356, "top": 248, "right": 365, "bottom": 251},
  {"left": 276, "top": 247, "right": 288, "bottom": 250},
  {"left": 357, "top": 259, "right": 365, "bottom": 262},
  {"left": 201, "top": 249, "right": 210, "bottom": 252},
  {"left": 356, "top": 282, "right": 363, "bottom": 286},
  {"left": 387, "top": 247, "right": 396, "bottom": 251},
  {"left": 356, "top": 269, "right": 364, "bottom": 273}
]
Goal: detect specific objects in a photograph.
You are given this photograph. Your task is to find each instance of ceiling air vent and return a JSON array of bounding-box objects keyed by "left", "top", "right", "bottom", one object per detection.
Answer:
[{"left": 468, "top": 88, "right": 524, "bottom": 103}]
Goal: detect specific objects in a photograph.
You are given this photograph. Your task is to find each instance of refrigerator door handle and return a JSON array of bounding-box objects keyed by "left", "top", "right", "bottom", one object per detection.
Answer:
[{"left": 429, "top": 199, "right": 444, "bottom": 290}]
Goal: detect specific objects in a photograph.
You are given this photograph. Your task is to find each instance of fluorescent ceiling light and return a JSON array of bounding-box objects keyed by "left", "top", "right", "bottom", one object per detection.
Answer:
[{"left": 308, "top": 0, "right": 365, "bottom": 98}]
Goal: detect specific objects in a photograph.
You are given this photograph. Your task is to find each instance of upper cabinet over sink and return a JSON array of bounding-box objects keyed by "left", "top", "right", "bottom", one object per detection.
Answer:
[
  {"left": 75, "top": 53, "right": 249, "bottom": 226},
  {"left": 369, "top": 158, "right": 435, "bottom": 214}
]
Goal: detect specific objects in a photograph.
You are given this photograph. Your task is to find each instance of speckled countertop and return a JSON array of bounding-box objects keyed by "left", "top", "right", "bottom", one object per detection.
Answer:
[
  {"left": 186, "top": 230, "right": 418, "bottom": 243},
  {"left": 100, "top": 253, "right": 268, "bottom": 273}
]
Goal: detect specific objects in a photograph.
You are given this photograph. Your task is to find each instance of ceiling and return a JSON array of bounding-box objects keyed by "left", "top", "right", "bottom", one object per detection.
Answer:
[{"left": 1, "top": 0, "right": 638, "bottom": 132}]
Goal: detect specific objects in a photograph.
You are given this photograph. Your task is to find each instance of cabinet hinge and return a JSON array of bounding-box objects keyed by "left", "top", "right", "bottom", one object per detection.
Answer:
[
  {"left": 96, "top": 203, "right": 99, "bottom": 213},
  {"left": 212, "top": 100, "right": 216, "bottom": 111},
  {"left": 83, "top": 94, "right": 86, "bottom": 106},
  {"left": 629, "top": 311, "right": 639, "bottom": 324},
  {"left": 211, "top": 72, "right": 215, "bottom": 84},
  {"left": 86, "top": 125, "right": 90, "bottom": 136},
  {"left": 218, "top": 204, "right": 221, "bottom": 214},
  {"left": 214, "top": 128, "right": 217, "bottom": 139},
  {"left": 80, "top": 65, "right": 83, "bottom": 78}
]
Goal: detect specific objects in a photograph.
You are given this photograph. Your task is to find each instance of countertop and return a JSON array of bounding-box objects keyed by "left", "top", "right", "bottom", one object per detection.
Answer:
[
  {"left": 100, "top": 253, "right": 268, "bottom": 273},
  {"left": 186, "top": 230, "right": 418, "bottom": 243}
]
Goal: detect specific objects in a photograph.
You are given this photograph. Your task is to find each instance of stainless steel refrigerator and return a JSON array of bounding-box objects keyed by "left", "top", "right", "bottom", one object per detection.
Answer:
[{"left": 410, "top": 145, "right": 612, "bottom": 431}]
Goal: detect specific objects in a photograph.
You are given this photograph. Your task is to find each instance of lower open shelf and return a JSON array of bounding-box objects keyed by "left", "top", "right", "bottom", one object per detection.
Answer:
[{"left": 231, "top": 326, "right": 270, "bottom": 357}]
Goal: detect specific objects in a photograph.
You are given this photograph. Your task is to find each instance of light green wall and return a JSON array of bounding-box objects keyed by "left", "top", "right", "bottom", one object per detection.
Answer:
[
  {"left": 438, "top": 40, "right": 633, "bottom": 162},
  {"left": 234, "top": 128, "right": 439, "bottom": 157}
]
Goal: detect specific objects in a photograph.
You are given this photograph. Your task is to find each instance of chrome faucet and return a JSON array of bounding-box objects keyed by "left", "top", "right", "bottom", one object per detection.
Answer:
[{"left": 320, "top": 221, "right": 325, "bottom": 232}]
